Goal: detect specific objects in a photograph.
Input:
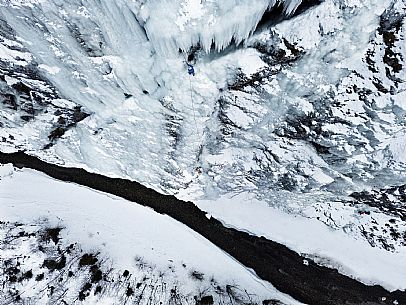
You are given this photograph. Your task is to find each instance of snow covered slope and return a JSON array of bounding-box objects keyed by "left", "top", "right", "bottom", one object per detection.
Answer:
[
  {"left": 0, "top": 164, "right": 300, "bottom": 305},
  {"left": 196, "top": 193, "right": 406, "bottom": 291}
]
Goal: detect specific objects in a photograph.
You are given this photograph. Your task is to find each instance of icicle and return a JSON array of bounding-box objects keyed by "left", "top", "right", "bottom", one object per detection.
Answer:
[
  {"left": 282, "top": 0, "right": 304, "bottom": 15},
  {"left": 139, "top": 0, "right": 304, "bottom": 56}
]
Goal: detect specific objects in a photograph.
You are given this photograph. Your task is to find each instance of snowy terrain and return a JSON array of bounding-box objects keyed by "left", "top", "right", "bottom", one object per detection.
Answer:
[
  {"left": 0, "top": 164, "right": 300, "bottom": 305},
  {"left": 196, "top": 193, "right": 406, "bottom": 291},
  {"left": 1, "top": 0, "right": 406, "bottom": 303}
]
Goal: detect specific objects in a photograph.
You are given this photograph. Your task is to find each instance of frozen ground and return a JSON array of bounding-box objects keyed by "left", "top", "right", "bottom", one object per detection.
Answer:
[
  {"left": 196, "top": 193, "right": 406, "bottom": 291},
  {"left": 0, "top": 163, "right": 300, "bottom": 305}
]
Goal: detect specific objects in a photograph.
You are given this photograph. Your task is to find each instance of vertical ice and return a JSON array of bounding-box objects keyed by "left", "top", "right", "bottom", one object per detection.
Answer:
[{"left": 140, "top": 0, "right": 303, "bottom": 55}]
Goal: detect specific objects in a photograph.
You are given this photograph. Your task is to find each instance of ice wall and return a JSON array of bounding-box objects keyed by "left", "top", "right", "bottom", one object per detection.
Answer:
[
  {"left": 139, "top": 0, "right": 303, "bottom": 55},
  {"left": 4, "top": 0, "right": 303, "bottom": 55},
  {"left": 0, "top": 0, "right": 306, "bottom": 191}
]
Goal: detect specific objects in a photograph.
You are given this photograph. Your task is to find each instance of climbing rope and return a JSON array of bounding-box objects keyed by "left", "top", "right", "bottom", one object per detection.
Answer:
[
  {"left": 183, "top": 53, "right": 204, "bottom": 176},
  {"left": 182, "top": 51, "right": 200, "bottom": 138},
  {"left": 188, "top": 73, "right": 200, "bottom": 138}
]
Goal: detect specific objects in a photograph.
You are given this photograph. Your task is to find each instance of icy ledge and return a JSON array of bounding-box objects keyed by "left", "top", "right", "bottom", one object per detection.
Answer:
[{"left": 139, "top": 0, "right": 303, "bottom": 54}]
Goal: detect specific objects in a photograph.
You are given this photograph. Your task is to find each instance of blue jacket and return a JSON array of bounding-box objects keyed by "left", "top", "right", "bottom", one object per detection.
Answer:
[{"left": 187, "top": 64, "right": 195, "bottom": 76}]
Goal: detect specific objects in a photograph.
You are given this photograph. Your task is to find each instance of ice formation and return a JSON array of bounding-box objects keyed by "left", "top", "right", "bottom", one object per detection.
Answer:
[
  {"left": 2, "top": 0, "right": 303, "bottom": 56},
  {"left": 140, "top": 0, "right": 303, "bottom": 54}
]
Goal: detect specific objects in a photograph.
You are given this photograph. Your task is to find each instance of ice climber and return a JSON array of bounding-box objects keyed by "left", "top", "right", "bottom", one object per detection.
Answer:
[{"left": 187, "top": 63, "right": 195, "bottom": 76}]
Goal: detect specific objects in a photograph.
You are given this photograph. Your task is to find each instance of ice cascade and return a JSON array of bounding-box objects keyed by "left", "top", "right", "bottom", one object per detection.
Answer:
[{"left": 139, "top": 0, "right": 303, "bottom": 55}]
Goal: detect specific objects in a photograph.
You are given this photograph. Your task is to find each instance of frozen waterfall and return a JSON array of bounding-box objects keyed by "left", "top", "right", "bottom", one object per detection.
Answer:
[{"left": 140, "top": 0, "right": 304, "bottom": 54}]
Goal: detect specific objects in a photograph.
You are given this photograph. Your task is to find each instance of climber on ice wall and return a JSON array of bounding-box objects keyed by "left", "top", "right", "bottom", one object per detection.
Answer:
[{"left": 187, "top": 63, "right": 195, "bottom": 76}]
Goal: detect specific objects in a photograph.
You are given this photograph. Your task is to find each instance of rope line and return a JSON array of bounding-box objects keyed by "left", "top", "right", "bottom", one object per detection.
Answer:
[
  {"left": 183, "top": 52, "right": 202, "bottom": 138},
  {"left": 184, "top": 55, "right": 204, "bottom": 174},
  {"left": 188, "top": 74, "right": 199, "bottom": 137}
]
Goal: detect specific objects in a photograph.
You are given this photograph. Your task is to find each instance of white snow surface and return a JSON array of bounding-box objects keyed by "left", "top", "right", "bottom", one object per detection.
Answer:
[
  {"left": 196, "top": 193, "right": 406, "bottom": 291},
  {"left": 0, "top": 165, "right": 301, "bottom": 305}
]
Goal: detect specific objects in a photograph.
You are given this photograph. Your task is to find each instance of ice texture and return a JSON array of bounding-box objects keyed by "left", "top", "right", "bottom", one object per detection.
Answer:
[{"left": 140, "top": 0, "right": 303, "bottom": 54}]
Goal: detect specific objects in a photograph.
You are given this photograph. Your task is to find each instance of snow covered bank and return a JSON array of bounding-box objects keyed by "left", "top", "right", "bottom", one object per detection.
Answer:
[
  {"left": 1, "top": 154, "right": 405, "bottom": 304},
  {"left": 196, "top": 193, "right": 406, "bottom": 291},
  {"left": 0, "top": 164, "right": 297, "bottom": 304}
]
